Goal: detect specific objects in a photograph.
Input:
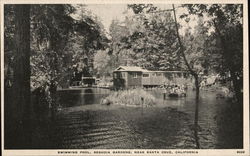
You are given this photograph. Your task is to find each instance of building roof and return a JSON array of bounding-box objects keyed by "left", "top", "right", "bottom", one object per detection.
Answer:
[
  {"left": 114, "top": 66, "right": 189, "bottom": 73},
  {"left": 114, "top": 66, "right": 148, "bottom": 72},
  {"left": 143, "top": 70, "right": 189, "bottom": 73}
]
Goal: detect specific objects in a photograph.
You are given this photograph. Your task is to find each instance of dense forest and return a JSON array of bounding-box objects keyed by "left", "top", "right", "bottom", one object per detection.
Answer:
[{"left": 4, "top": 4, "right": 243, "bottom": 148}]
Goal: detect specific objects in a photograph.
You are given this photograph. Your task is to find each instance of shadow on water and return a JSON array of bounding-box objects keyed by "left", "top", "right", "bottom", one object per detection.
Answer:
[
  {"left": 149, "top": 89, "right": 243, "bottom": 149},
  {"left": 83, "top": 89, "right": 94, "bottom": 104},
  {"left": 51, "top": 88, "right": 244, "bottom": 149},
  {"left": 8, "top": 87, "right": 241, "bottom": 149},
  {"left": 215, "top": 99, "right": 243, "bottom": 148},
  {"left": 52, "top": 106, "right": 193, "bottom": 149},
  {"left": 57, "top": 88, "right": 111, "bottom": 107},
  {"left": 194, "top": 95, "right": 200, "bottom": 149}
]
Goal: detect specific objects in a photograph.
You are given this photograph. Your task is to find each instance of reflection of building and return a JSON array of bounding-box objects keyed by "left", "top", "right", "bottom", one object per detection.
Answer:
[{"left": 113, "top": 66, "right": 192, "bottom": 89}]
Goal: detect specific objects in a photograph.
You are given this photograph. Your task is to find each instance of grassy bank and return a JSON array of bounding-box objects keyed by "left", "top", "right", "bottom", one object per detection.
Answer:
[{"left": 103, "top": 88, "right": 156, "bottom": 107}]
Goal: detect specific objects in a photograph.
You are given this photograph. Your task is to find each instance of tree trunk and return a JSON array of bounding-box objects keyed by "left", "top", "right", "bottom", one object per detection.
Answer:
[
  {"left": 194, "top": 73, "right": 200, "bottom": 149},
  {"left": 172, "top": 4, "right": 200, "bottom": 148},
  {"left": 194, "top": 74, "right": 200, "bottom": 100},
  {"left": 12, "top": 4, "right": 31, "bottom": 148},
  {"left": 49, "top": 80, "right": 57, "bottom": 121},
  {"left": 230, "top": 71, "right": 243, "bottom": 104},
  {"left": 48, "top": 30, "right": 58, "bottom": 121}
]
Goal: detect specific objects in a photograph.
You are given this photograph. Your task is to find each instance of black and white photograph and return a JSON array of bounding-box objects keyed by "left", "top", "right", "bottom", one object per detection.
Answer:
[{"left": 1, "top": 0, "right": 249, "bottom": 155}]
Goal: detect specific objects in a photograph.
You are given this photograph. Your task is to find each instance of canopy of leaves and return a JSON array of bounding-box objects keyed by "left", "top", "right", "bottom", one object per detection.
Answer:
[
  {"left": 109, "top": 4, "right": 183, "bottom": 71},
  {"left": 93, "top": 49, "right": 113, "bottom": 77},
  {"left": 127, "top": 4, "right": 157, "bottom": 14},
  {"left": 182, "top": 4, "right": 243, "bottom": 101},
  {"left": 4, "top": 4, "right": 109, "bottom": 89},
  {"left": 182, "top": 17, "right": 212, "bottom": 74},
  {"left": 183, "top": 4, "right": 243, "bottom": 77}
]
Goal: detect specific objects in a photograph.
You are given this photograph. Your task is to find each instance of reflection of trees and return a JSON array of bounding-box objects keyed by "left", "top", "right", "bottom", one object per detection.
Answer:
[
  {"left": 216, "top": 101, "right": 243, "bottom": 148},
  {"left": 83, "top": 89, "right": 94, "bottom": 104},
  {"left": 194, "top": 97, "right": 200, "bottom": 148}
]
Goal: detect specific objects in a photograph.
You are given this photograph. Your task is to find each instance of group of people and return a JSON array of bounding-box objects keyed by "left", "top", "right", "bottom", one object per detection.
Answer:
[
  {"left": 163, "top": 84, "right": 186, "bottom": 95},
  {"left": 170, "top": 85, "right": 186, "bottom": 94}
]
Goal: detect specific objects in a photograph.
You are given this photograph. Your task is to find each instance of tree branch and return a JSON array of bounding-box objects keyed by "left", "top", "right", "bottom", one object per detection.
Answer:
[{"left": 172, "top": 4, "right": 197, "bottom": 77}]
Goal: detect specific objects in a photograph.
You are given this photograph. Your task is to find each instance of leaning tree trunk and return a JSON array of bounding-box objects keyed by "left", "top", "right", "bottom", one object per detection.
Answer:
[
  {"left": 172, "top": 4, "right": 200, "bottom": 148},
  {"left": 193, "top": 73, "right": 200, "bottom": 148},
  {"left": 12, "top": 4, "right": 31, "bottom": 148}
]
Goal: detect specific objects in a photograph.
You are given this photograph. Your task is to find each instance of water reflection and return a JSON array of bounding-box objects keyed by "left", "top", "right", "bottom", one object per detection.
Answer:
[
  {"left": 83, "top": 89, "right": 94, "bottom": 104},
  {"left": 57, "top": 88, "right": 110, "bottom": 107},
  {"left": 54, "top": 88, "right": 242, "bottom": 149},
  {"left": 194, "top": 96, "right": 200, "bottom": 149}
]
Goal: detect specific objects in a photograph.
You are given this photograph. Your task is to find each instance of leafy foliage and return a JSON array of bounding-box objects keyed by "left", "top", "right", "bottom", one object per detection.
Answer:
[
  {"left": 109, "top": 4, "right": 183, "bottom": 71},
  {"left": 93, "top": 49, "right": 113, "bottom": 77},
  {"left": 182, "top": 17, "right": 211, "bottom": 74},
  {"left": 127, "top": 4, "right": 157, "bottom": 14},
  {"left": 30, "top": 5, "right": 75, "bottom": 89},
  {"left": 183, "top": 4, "right": 243, "bottom": 101},
  {"left": 5, "top": 4, "right": 109, "bottom": 90}
]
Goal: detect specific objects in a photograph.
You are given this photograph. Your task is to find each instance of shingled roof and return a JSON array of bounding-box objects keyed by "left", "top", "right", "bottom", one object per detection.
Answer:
[{"left": 114, "top": 66, "right": 148, "bottom": 72}]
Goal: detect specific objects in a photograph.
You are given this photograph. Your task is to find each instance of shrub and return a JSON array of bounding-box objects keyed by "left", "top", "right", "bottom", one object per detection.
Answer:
[{"left": 104, "top": 88, "right": 156, "bottom": 107}]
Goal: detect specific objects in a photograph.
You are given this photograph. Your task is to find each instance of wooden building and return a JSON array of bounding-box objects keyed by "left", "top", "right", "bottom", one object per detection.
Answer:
[
  {"left": 113, "top": 66, "right": 146, "bottom": 89},
  {"left": 113, "top": 66, "right": 192, "bottom": 89},
  {"left": 142, "top": 71, "right": 191, "bottom": 87}
]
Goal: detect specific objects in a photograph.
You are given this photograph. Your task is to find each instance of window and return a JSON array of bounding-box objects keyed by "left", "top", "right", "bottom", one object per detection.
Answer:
[
  {"left": 120, "top": 72, "right": 125, "bottom": 78},
  {"left": 114, "top": 73, "right": 118, "bottom": 79},
  {"left": 133, "top": 73, "right": 137, "bottom": 78},
  {"left": 152, "top": 73, "right": 156, "bottom": 77},
  {"left": 143, "top": 74, "right": 149, "bottom": 77}
]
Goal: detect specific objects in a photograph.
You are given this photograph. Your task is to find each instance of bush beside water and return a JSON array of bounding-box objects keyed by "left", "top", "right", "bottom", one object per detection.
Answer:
[{"left": 103, "top": 88, "right": 156, "bottom": 107}]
